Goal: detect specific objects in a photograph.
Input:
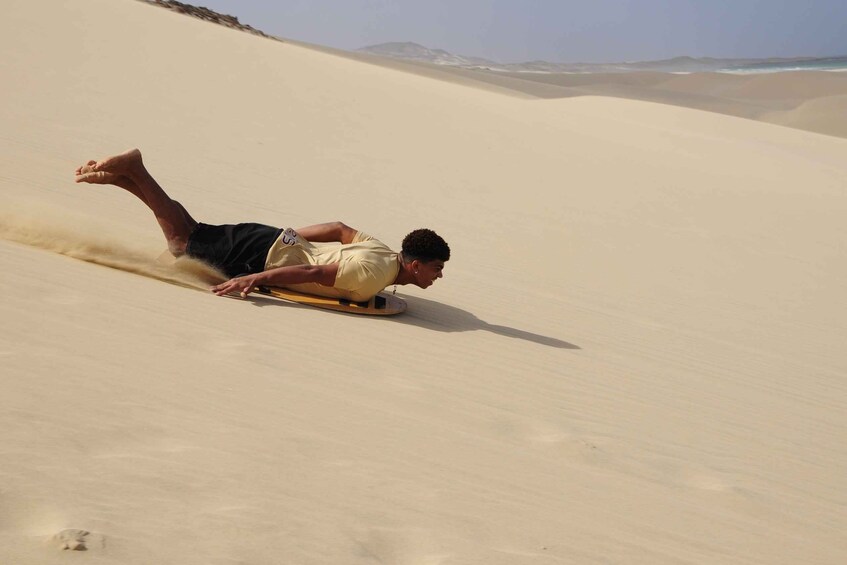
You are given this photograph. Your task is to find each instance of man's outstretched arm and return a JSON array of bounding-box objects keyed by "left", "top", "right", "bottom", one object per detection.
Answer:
[
  {"left": 295, "top": 221, "right": 357, "bottom": 244},
  {"left": 211, "top": 263, "right": 339, "bottom": 298}
]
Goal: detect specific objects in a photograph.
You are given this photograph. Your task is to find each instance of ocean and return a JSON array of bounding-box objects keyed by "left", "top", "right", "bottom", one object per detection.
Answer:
[{"left": 719, "top": 56, "right": 847, "bottom": 74}]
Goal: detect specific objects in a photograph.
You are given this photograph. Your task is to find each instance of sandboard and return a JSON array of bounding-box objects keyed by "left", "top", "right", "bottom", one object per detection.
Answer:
[{"left": 255, "top": 286, "right": 407, "bottom": 316}]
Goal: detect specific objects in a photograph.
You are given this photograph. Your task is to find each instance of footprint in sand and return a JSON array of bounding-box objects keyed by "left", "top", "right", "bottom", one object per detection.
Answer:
[
  {"left": 356, "top": 527, "right": 449, "bottom": 565},
  {"left": 684, "top": 472, "right": 733, "bottom": 492},
  {"left": 51, "top": 529, "right": 105, "bottom": 551},
  {"left": 518, "top": 420, "right": 605, "bottom": 459}
]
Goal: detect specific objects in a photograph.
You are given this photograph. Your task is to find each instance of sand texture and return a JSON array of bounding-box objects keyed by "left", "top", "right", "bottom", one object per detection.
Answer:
[{"left": 2, "top": 1, "right": 846, "bottom": 563}]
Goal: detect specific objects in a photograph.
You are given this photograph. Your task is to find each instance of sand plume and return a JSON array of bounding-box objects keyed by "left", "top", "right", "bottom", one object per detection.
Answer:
[{"left": 0, "top": 203, "right": 222, "bottom": 291}]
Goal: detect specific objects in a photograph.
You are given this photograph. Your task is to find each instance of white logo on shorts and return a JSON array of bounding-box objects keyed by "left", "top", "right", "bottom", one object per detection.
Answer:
[{"left": 281, "top": 227, "right": 298, "bottom": 246}]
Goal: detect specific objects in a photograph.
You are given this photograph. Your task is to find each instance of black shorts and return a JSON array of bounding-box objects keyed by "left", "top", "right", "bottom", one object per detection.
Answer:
[{"left": 185, "top": 222, "right": 282, "bottom": 278}]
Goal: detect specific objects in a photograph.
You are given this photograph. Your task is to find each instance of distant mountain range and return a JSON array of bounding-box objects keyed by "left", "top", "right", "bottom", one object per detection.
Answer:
[
  {"left": 356, "top": 42, "right": 841, "bottom": 73},
  {"left": 355, "top": 42, "right": 498, "bottom": 67}
]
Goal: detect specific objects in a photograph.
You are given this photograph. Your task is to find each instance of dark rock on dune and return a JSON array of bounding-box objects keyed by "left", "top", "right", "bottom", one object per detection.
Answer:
[{"left": 138, "top": 0, "right": 280, "bottom": 41}]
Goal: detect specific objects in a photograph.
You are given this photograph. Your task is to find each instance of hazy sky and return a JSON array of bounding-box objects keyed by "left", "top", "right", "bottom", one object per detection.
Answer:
[{"left": 194, "top": 0, "right": 847, "bottom": 63}]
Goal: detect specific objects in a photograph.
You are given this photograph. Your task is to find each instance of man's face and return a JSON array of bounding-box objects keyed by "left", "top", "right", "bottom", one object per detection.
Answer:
[{"left": 414, "top": 259, "right": 445, "bottom": 289}]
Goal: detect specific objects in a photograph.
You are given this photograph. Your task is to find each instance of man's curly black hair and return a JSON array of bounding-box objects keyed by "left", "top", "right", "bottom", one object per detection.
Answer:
[{"left": 401, "top": 229, "right": 450, "bottom": 263}]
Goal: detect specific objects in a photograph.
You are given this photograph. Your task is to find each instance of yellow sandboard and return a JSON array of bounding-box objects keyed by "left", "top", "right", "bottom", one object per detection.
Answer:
[{"left": 255, "top": 286, "right": 407, "bottom": 316}]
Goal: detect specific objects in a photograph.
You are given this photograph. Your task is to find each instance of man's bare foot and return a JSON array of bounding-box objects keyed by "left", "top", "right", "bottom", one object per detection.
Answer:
[
  {"left": 92, "top": 148, "right": 143, "bottom": 176},
  {"left": 75, "top": 160, "right": 122, "bottom": 184},
  {"left": 74, "top": 160, "right": 145, "bottom": 199}
]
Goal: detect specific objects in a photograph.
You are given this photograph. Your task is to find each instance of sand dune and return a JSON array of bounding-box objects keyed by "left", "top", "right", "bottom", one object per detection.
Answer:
[
  {"left": 329, "top": 50, "right": 847, "bottom": 138},
  {"left": 761, "top": 94, "right": 847, "bottom": 137},
  {"left": 2, "top": 0, "right": 847, "bottom": 563},
  {"left": 653, "top": 70, "right": 838, "bottom": 99},
  {"left": 479, "top": 69, "right": 847, "bottom": 137},
  {"left": 716, "top": 70, "right": 847, "bottom": 100}
]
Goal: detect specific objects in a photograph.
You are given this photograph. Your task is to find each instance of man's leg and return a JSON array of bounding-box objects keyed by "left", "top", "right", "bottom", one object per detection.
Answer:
[
  {"left": 76, "top": 161, "right": 198, "bottom": 229},
  {"left": 75, "top": 149, "right": 197, "bottom": 255}
]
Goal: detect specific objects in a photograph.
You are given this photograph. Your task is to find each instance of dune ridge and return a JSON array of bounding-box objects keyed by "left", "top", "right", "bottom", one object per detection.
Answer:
[
  {"left": 429, "top": 67, "right": 847, "bottom": 138},
  {"left": 315, "top": 45, "right": 847, "bottom": 138},
  {"left": 761, "top": 94, "right": 847, "bottom": 137}
]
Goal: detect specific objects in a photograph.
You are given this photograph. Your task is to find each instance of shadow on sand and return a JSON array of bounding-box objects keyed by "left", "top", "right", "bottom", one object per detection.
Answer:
[
  {"left": 247, "top": 293, "right": 579, "bottom": 350},
  {"left": 394, "top": 295, "right": 580, "bottom": 350}
]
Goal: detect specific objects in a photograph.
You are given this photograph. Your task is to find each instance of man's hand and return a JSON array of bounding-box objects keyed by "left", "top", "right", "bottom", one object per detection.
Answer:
[
  {"left": 211, "top": 264, "right": 339, "bottom": 298},
  {"left": 211, "top": 274, "right": 261, "bottom": 298}
]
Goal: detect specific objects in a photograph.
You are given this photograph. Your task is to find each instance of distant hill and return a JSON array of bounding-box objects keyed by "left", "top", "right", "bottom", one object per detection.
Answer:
[
  {"left": 356, "top": 42, "right": 838, "bottom": 73},
  {"left": 356, "top": 42, "right": 497, "bottom": 67}
]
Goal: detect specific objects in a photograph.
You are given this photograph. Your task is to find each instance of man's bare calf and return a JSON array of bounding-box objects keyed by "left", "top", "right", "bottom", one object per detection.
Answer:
[{"left": 75, "top": 149, "right": 197, "bottom": 256}]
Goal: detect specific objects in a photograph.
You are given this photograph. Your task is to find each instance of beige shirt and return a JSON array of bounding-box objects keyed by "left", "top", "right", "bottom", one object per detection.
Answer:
[{"left": 264, "top": 228, "right": 400, "bottom": 301}]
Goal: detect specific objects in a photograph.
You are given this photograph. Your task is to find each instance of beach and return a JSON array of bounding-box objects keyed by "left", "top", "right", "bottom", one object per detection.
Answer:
[{"left": 2, "top": 1, "right": 846, "bottom": 563}]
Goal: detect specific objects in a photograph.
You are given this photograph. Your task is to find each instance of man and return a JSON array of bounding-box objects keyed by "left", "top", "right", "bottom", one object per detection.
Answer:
[{"left": 74, "top": 149, "right": 449, "bottom": 300}]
